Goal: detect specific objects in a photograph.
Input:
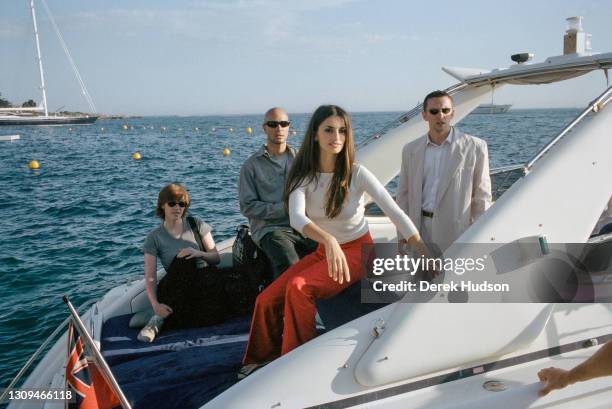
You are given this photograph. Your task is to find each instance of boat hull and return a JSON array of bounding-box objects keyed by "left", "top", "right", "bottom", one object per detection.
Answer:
[{"left": 0, "top": 115, "right": 98, "bottom": 126}]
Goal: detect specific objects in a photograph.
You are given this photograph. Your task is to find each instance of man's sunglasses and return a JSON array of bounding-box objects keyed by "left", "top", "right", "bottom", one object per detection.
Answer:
[
  {"left": 264, "top": 121, "right": 291, "bottom": 128},
  {"left": 167, "top": 201, "right": 186, "bottom": 208},
  {"left": 427, "top": 108, "right": 452, "bottom": 115}
]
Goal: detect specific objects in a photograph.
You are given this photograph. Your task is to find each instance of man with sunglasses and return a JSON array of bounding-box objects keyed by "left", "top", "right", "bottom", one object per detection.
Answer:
[
  {"left": 396, "top": 90, "right": 492, "bottom": 253},
  {"left": 239, "top": 107, "right": 316, "bottom": 280}
]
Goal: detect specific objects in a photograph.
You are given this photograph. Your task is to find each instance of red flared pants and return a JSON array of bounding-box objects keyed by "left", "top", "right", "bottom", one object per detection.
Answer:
[{"left": 242, "top": 231, "right": 373, "bottom": 365}]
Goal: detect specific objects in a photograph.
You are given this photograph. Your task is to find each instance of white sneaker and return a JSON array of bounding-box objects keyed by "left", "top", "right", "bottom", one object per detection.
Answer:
[{"left": 137, "top": 315, "right": 164, "bottom": 343}]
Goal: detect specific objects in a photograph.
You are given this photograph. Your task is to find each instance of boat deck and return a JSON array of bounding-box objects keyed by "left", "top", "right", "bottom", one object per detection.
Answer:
[{"left": 100, "top": 284, "right": 385, "bottom": 409}]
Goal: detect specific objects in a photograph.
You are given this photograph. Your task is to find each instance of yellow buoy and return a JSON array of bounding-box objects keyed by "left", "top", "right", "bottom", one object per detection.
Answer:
[
  {"left": 246, "top": 127, "right": 253, "bottom": 135},
  {"left": 122, "top": 124, "right": 129, "bottom": 130},
  {"left": 223, "top": 148, "right": 231, "bottom": 156},
  {"left": 229, "top": 127, "right": 234, "bottom": 132},
  {"left": 194, "top": 127, "right": 199, "bottom": 131},
  {"left": 132, "top": 152, "right": 142, "bottom": 160},
  {"left": 28, "top": 160, "right": 40, "bottom": 170}
]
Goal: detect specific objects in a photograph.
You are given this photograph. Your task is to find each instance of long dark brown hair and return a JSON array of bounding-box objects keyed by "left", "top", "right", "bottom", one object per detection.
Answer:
[{"left": 284, "top": 105, "right": 355, "bottom": 218}]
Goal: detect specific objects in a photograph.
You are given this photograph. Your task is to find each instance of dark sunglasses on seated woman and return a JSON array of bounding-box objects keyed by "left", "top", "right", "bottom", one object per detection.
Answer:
[
  {"left": 167, "top": 201, "right": 186, "bottom": 208},
  {"left": 427, "top": 108, "right": 452, "bottom": 115},
  {"left": 264, "top": 120, "right": 291, "bottom": 128}
]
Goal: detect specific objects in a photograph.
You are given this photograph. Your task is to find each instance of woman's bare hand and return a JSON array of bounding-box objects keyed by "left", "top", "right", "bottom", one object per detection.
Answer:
[
  {"left": 324, "top": 238, "right": 350, "bottom": 284},
  {"left": 177, "top": 247, "right": 201, "bottom": 259},
  {"left": 153, "top": 302, "right": 173, "bottom": 318}
]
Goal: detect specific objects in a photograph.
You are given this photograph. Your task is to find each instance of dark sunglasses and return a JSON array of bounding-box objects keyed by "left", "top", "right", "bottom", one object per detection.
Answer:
[
  {"left": 264, "top": 120, "right": 291, "bottom": 128},
  {"left": 167, "top": 201, "right": 186, "bottom": 208},
  {"left": 427, "top": 108, "right": 452, "bottom": 115}
]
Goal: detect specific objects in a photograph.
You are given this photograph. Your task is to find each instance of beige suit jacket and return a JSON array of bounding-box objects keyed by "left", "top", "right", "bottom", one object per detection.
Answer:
[{"left": 396, "top": 128, "right": 492, "bottom": 252}]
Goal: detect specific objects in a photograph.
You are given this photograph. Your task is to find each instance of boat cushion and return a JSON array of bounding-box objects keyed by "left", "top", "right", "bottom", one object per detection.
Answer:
[{"left": 101, "top": 313, "right": 250, "bottom": 409}]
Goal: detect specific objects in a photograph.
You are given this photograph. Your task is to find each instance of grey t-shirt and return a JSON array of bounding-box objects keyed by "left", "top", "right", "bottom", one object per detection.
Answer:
[{"left": 143, "top": 216, "right": 212, "bottom": 271}]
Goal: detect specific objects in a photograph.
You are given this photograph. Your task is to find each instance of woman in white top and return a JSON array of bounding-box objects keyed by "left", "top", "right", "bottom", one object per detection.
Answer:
[{"left": 240, "top": 105, "right": 428, "bottom": 372}]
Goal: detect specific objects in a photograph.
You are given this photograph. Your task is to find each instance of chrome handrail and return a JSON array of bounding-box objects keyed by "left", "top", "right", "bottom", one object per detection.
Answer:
[
  {"left": 490, "top": 163, "right": 526, "bottom": 175},
  {"left": 0, "top": 298, "right": 98, "bottom": 403}
]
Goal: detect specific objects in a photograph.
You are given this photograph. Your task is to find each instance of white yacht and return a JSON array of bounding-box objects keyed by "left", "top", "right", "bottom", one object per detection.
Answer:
[
  {"left": 471, "top": 104, "right": 512, "bottom": 114},
  {"left": 4, "top": 17, "right": 612, "bottom": 409},
  {"left": 0, "top": 0, "right": 98, "bottom": 127}
]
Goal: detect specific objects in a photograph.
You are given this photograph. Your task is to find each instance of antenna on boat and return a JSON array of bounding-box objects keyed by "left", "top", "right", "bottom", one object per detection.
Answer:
[
  {"left": 29, "top": 0, "right": 49, "bottom": 117},
  {"left": 564, "top": 16, "right": 592, "bottom": 55}
]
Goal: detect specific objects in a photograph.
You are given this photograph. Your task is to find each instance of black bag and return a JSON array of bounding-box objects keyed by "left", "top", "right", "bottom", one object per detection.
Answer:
[
  {"left": 232, "top": 224, "right": 271, "bottom": 287},
  {"left": 226, "top": 225, "right": 271, "bottom": 315},
  {"left": 232, "top": 224, "right": 258, "bottom": 270}
]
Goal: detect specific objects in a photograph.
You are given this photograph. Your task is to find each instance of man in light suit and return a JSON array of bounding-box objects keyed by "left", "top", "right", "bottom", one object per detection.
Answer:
[{"left": 396, "top": 90, "right": 492, "bottom": 253}]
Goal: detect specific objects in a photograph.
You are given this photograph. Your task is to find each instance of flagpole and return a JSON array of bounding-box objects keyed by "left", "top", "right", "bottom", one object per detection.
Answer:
[
  {"left": 63, "top": 296, "right": 133, "bottom": 409},
  {"left": 65, "top": 322, "right": 73, "bottom": 409}
]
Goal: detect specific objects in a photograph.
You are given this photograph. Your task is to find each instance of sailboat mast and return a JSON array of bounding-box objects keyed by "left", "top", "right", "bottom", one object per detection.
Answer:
[{"left": 30, "top": 0, "right": 49, "bottom": 117}]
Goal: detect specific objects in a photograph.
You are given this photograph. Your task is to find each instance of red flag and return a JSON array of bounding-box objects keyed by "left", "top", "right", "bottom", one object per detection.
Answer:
[{"left": 65, "top": 322, "right": 121, "bottom": 409}]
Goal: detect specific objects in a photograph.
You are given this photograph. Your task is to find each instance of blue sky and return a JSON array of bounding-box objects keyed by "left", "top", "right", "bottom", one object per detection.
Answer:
[{"left": 1, "top": 0, "right": 611, "bottom": 116}]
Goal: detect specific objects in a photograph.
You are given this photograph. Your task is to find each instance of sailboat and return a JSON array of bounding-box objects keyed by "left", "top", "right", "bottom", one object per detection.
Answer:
[
  {"left": 0, "top": 0, "right": 98, "bottom": 126},
  {"left": 4, "top": 16, "right": 612, "bottom": 409}
]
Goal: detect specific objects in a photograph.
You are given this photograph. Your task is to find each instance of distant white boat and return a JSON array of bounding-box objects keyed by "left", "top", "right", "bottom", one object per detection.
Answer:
[
  {"left": 0, "top": 134, "right": 20, "bottom": 142},
  {"left": 0, "top": 0, "right": 97, "bottom": 126},
  {"left": 471, "top": 103, "right": 512, "bottom": 114}
]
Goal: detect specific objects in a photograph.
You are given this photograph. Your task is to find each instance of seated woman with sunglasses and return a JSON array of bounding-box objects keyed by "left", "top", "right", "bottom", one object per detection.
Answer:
[
  {"left": 138, "top": 183, "right": 223, "bottom": 343},
  {"left": 240, "top": 105, "right": 431, "bottom": 375}
]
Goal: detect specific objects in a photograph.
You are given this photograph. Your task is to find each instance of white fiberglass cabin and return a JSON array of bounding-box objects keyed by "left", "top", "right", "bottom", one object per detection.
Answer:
[{"left": 6, "top": 18, "right": 612, "bottom": 409}]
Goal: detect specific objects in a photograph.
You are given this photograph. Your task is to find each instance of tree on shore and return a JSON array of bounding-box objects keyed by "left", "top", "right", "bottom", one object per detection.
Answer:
[
  {"left": 22, "top": 99, "right": 37, "bottom": 107},
  {"left": 0, "top": 92, "right": 12, "bottom": 108}
]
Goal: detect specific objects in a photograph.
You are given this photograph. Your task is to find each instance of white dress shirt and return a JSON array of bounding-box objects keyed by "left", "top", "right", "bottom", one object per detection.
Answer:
[{"left": 422, "top": 128, "right": 454, "bottom": 212}]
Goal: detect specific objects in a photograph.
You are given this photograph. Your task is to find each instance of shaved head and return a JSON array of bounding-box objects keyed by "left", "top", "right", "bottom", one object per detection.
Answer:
[
  {"left": 264, "top": 107, "right": 288, "bottom": 121},
  {"left": 262, "top": 107, "right": 290, "bottom": 153}
]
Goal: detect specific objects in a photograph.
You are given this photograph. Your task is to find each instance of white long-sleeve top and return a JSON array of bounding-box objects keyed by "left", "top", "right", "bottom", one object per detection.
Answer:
[{"left": 289, "top": 164, "right": 418, "bottom": 244}]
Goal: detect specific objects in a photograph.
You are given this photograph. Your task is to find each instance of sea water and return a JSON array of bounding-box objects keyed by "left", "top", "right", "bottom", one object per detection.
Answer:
[{"left": 0, "top": 108, "right": 581, "bottom": 387}]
